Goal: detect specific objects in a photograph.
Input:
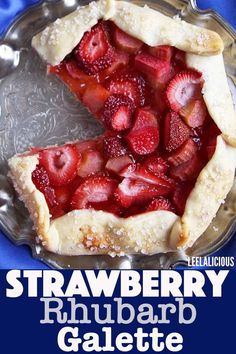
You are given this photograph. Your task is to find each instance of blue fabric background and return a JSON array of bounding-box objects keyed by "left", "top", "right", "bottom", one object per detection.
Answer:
[{"left": 0, "top": 0, "right": 235, "bottom": 269}]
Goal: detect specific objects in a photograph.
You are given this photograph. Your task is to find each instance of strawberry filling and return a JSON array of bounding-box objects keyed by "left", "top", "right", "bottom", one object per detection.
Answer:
[{"left": 35, "top": 20, "right": 221, "bottom": 219}]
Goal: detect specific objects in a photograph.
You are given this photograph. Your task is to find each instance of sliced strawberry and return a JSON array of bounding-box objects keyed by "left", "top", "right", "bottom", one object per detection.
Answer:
[
  {"left": 172, "top": 184, "right": 193, "bottom": 215},
  {"left": 102, "top": 94, "right": 135, "bottom": 131},
  {"left": 143, "top": 156, "right": 169, "bottom": 175},
  {"left": 39, "top": 145, "right": 81, "bottom": 187},
  {"left": 135, "top": 53, "right": 171, "bottom": 88},
  {"left": 77, "top": 150, "right": 104, "bottom": 178},
  {"left": 163, "top": 110, "right": 190, "bottom": 152},
  {"left": 126, "top": 108, "right": 159, "bottom": 155},
  {"left": 146, "top": 197, "right": 174, "bottom": 212},
  {"left": 166, "top": 69, "right": 203, "bottom": 112},
  {"left": 32, "top": 166, "right": 57, "bottom": 209},
  {"left": 167, "top": 139, "right": 197, "bottom": 166},
  {"left": 48, "top": 64, "right": 58, "bottom": 75},
  {"left": 120, "top": 163, "right": 175, "bottom": 188},
  {"left": 115, "top": 178, "right": 171, "bottom": 208},
  {"left": 135, "top": 53, "right": 170, "bottom": 77},
  {"left": 103, "top": 136, "right": 128, "bottom": 158},
  {"left": 71, "top": 176, "right": 118, "bottom": 209},
  {"left": 75, "top": 23, "right": 114, "bottom": 75},
  {"left": 105, "top": 155, "right": 133, "bottom": 174},
  {"left": 170, "top": 155, "right": 204, "bottom": 182},
  {"left": 180, "top": 99, "right": 207, "bottom": 128},
  {"left": 113, "top": 26, "right": 142, "bottom": 53},
  {"left": 82, "top": 83, "right": 110, "bottom": 114},
  {"left": 106, "top": 72, "right": 146, "bottom": 107},
  {"left": 148, "top": 45, "right": 173, "bottom": 62}
]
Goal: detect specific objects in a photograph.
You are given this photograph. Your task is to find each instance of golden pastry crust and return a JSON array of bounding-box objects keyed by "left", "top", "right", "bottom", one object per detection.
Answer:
[
  {"left": 8, "top": 155, "right": 50, "bottom": 241},
  {"left": 169, "top": 136, "right": 236, "bottom": 250},
  {"left": 8, "top": 0, "right": 236, "bottom": 256},
  {"left": 111, "top": 1, "right": 223, "bottom": 55},
  {"left": 186, "top": 53, "right": 236, "bottom": 147},
  {"left": 8, "top": 136, "right": 236, "bottom": 255},
  {"left": 46, "top": 209, "right": 178, "bottom": 256},
  {"left": 8, "top": 151, "right": 179, "bottom": 255},
  {"left": 32, "top": 0, "right": 236, "bottom": 145},
  {"left": 32, "top": 0, "right": 223, "bottom": 66}
]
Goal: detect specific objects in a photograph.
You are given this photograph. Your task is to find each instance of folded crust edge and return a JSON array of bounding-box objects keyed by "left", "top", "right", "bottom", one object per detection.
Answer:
[
  {"left": 8, "top": 153, "right": 179, "bottom": 256},
  {"left": 8, "top": 136, "right": 236, "bottom": 256},
  {"left": 169, "top": 135, "right": 236, "bottom": 250},
  {"left": 31, "top": 0, "right": 223, "bottom": 67}
]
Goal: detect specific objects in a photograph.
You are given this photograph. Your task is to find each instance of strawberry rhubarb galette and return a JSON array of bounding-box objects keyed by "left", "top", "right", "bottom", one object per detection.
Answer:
[{"left": 8, "top": 0, "right": 236, "bottom": 256}]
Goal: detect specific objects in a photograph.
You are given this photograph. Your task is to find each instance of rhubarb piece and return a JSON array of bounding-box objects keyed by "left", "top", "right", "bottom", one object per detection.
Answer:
[
  {"left": 148, "top": 45, "right": 173, "bottom": 62},
  {"left": 113, "top": 26, "right": 142, "bottom": 53},
  {"left": 77, "top": 150, "right": 104, "bottom": 178},
  {"left": 180, "top": 99, "right": 207, "bottom": 128},
  {"left": 168, "top": 139, "right": 197, "bottom": 166}
]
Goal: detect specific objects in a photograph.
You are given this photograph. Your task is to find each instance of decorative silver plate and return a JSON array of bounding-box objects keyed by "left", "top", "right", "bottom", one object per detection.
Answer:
[{"left": 0, "top": 0, "right": 235, "bottom": 269}]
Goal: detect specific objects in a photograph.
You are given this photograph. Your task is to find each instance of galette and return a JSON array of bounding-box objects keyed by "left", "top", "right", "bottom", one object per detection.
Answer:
[{"left": 8, "top": 0, "right": 236, "bottom": 256}]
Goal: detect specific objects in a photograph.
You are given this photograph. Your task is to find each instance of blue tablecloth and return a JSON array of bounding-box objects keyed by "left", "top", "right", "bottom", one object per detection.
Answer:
[{"left": 0, "top": 0, "right": 235, "bottom": 269}]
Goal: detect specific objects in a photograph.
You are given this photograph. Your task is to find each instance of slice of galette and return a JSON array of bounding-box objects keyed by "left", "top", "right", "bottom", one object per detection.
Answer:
[{"left": 8, "top": 0, "right": 236, "bottom": 256}]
